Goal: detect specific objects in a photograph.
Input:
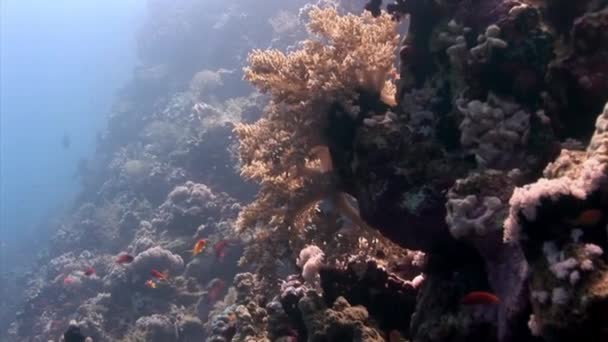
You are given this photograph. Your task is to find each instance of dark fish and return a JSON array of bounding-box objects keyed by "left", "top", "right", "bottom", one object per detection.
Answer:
[
  {"left": 83, "top": 267, "right": 95, "bottom": 277},
  {"left": 115, "top": 253, "right": 134, "bottom": 264},
  {"left": 63, "top": 324, "right": 86, "bottom": 342},
  {"left": 61, "top": 133, "right": 71, "bottom": 149},
  {"left": 365, "top": 0, "right": 383, "bottom": 17}
]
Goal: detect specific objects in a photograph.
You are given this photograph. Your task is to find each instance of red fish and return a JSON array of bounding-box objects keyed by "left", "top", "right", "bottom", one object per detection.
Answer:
[
  {"left": 115, "top": 253, "right": 134, "bottom": 264},
  {"left": 567, "top": 209, "right": 603, "bottom": 227},
  {"left": 207, "top": 278, "right": 226, "bottom": 303},
  {"left": 461, "top": 291, "right": 500, "bottom": 305},
  {"left": 63, "top": 275, "right": 74, "bottom": 286},
  {"left": 150, "top": 269, "right": 169, "bottom": 282},
  {"left": 83, "top": 267, "right": 95, "bottom": 277},
  {"left": 213, "top": 240, "right": 232, "bottom": 261}
]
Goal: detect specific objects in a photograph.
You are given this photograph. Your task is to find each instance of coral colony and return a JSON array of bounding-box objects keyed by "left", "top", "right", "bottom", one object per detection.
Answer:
[{"left": 3, "top": 1, "right": 608, "bottom": 342}]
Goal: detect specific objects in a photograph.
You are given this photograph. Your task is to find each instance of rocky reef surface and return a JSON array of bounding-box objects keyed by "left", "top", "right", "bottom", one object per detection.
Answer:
[{"left": 2, "top": 0, "right": 608, "bottom": 342}]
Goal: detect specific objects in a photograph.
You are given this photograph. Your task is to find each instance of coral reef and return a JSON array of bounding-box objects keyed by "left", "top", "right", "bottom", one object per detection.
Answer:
[
  {"left": 502, "top": 103, "right": 608, "bottom": 341},
  {"left": 233, "top": 0, "right": 607, "bottom": 340},
  {"left": 5, "top": 0, "right": 608, "bottom": 342},
  {"left": 299, "top": 294, "right": 385, "bottom": 342}
]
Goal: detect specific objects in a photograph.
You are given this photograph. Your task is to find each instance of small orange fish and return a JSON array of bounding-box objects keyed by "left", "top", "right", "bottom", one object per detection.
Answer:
[
  {"left": 144, "top": 279, "right": 157, "bottom": 289},
  {"left": 192, "top": 239, "right": 207, "bottom": 256},
  {"left": 150, "top": 269, "right": 169, "bottom": 282},
  {"left": 567, "top": 209, "right": 603, "bottom": 227},
  {"left": 461, "top": 291, "right": 500, "bottom": 305},
  {"left": 115, "top": 253, "right": 134, "bottom": 264},
  {"left": 83, "top": 267, "right": 95, "bottom": 277}
]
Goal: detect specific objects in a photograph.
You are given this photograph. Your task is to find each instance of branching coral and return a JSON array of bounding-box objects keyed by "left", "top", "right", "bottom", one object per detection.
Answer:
[{"left": 234, "top": 6, "right": 399, "bottom": 274}]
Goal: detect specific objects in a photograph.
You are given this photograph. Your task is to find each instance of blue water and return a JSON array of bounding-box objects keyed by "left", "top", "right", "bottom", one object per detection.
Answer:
[{"left": 0, "top": 1, "right": 144, "bottom": 255}]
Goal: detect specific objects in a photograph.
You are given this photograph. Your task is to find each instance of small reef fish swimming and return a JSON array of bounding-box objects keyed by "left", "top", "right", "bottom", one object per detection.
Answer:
[
  {"left": 63, "top": 322, "right": 87, "bottom": 342},
  {"left": 206, "top": 278, "right": 227, "bottom": 303},
  {"left": 192, "top": 239, "right": 207, "bottom": 256},
  {"left": 461, "top": 291, "right": 500, "bottom": 305},
  {"left": 83, "top": 267, "right": 95, "bottom": 277},
  {"left": 144, "top": 279, "right": 157, "bottom": 289},
  {"left": 150, "top": 269, "right": 169, "bottom": 282},
  {"left": 566, "top": 209, "right": 603, "bottom": 227},
  {"left": 364, "top": 0, "right": 382, "bottom": 17},
  {"left": 63, "top": 275, "right": 74, "bottom": 286},
  {"left": 213, "top": 239, "right": 232, "bottom": 261},
  {"left": 61, "top": 133, "right": 71, "bottom": 150},
  {"left": 115, "top": 253, "right": 134, "bottom": 265}
]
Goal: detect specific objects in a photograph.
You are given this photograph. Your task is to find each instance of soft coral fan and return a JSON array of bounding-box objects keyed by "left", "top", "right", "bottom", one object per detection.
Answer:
[
  {"left": 236, "top": 6, "right": 398, "bottom": 193},
  {"left": 234, "top": 6, "right": 399, "bottom": 271}
]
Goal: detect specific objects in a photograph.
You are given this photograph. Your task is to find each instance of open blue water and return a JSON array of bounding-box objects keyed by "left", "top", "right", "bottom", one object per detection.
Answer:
[{"left": 1, "top": 0, "right": 144, "bottom": 259}]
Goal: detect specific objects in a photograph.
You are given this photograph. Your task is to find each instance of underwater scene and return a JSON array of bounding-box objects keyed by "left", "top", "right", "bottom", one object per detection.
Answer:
[{"left": 1, "top": 0, "right": 608, "bottom": 341}]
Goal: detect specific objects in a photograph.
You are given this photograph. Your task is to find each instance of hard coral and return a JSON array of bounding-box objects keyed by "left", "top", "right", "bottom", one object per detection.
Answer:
[
  {"left": 319, "top": 258, "right": 418, "bottom": 335},
  {"left": 130, "top": 314, "right": 178, "bottom": 342},
  {"left": 545, "top": 8, "right": 608, "bottom": 139},
  {"left": 503, "top": 102, "right": 608, "bottom": 342},
  {"left": 466, "top": 4, "right": 555, "bottom": 103},
  {"left": 456, "top": 93, "right": 531, "bottom": 169},
  {"left": 299, "top": 293, "right": 385, "bottom": 342}
]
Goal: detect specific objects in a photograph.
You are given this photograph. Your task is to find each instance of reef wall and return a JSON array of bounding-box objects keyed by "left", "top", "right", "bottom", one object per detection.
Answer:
[{"left": 3, "top": 1, "right": 608, "bottom": 342}]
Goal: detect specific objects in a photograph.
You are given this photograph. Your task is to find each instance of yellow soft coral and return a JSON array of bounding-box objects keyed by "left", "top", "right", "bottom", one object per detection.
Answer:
[{"left": 234, "top": 6, "right": 399, "bottom": 272}]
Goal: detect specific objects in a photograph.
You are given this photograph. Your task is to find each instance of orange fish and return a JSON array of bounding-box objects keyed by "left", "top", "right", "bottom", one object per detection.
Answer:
[
  {"left": 83, "top": 267, "right": 95, "bottom": 277},
  {"left": 144, "top": 279, "right": 157, "bottom": 289},
  {"left": 150, "top": 269, "right": 169, "bottom": 282},
  {"left": 567, "top": 209, "right": 603, "bottom": 227},
  {"left": 192, "top": 239, "right": 207, "bottom": 256},
  {"left": 461, "top": 291, "right": 500, "bottom": 305},
  {"left": 115, "top": 253, "right": 134, "bottom": 264}
]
